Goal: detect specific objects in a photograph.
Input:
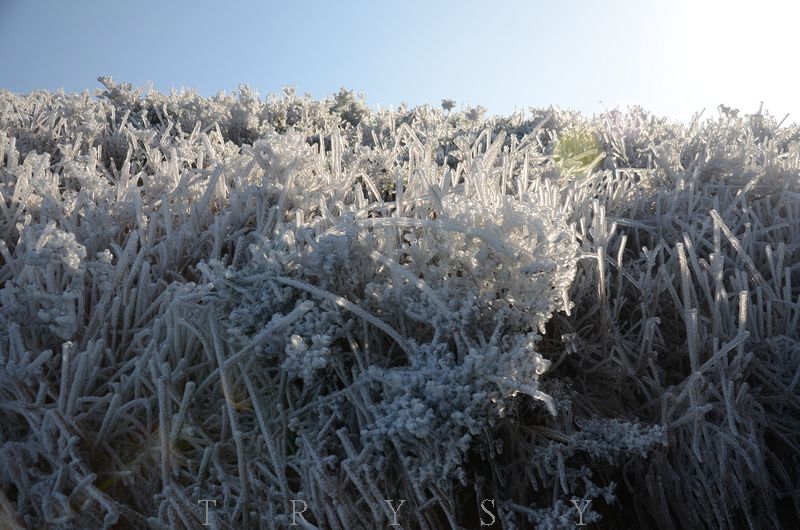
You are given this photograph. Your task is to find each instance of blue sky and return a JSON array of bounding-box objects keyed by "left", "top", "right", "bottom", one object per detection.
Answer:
[{"left": 1, "top": 0, "right": 797, "bottom": 122}]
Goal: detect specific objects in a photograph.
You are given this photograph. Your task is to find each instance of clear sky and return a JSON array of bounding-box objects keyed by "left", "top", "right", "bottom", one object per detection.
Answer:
[{"left": 1, "top": 0, "right": 797, "bottom": 123}]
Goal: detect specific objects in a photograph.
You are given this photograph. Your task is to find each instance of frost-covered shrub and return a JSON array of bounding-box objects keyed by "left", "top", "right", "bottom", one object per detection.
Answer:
[
  {"left": 1, "top": 82, "right": 798, "bottom": 529},
  {"left": 1, "top": 221, "right": 86, "bottom": 341}
]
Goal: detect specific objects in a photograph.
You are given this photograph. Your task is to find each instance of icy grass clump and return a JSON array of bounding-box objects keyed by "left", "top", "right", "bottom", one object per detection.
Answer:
[
  {"left": 198, "top": 131, "right": 577, "bottom": 510},
  {"left": 2, "top": 221, "right": 86, "bottom": 340},
  {"left": 1, "top": 82, "right": 799, "bottom": 529}
]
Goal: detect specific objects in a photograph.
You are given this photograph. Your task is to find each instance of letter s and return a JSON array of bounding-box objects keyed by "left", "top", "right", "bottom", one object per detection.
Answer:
[{"left": 480, "top": 498, "right": 496, "bottom": 526}]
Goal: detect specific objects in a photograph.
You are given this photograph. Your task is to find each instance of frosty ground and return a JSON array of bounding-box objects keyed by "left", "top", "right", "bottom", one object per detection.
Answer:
[{"left": 0, "top": 81, "right": 798, "bottom": 529}]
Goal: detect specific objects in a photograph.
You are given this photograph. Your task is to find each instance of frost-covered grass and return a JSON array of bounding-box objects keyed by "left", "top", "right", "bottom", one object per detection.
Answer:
[{"left": 1, "top": 79, "right": 798, "bottom": 529}]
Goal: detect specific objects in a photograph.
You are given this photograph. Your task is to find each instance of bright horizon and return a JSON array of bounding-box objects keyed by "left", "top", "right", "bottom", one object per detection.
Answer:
[{"left": 1, "top": 0, "right": 797, "bottom": 123}]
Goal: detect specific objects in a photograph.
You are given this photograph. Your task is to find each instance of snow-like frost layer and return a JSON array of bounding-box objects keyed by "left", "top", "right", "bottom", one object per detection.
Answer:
[{"left": 1, "top": 82, "right": 798, "bottom": 529}]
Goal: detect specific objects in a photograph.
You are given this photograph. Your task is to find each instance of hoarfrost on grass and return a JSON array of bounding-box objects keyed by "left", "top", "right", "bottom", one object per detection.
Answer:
[{"left": 1, "top": 80, "right": 798, "bottom": 529}]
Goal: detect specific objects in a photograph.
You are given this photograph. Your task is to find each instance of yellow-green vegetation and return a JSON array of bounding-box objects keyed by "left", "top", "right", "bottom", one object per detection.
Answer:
[{"left": 552, "top": 127, "right": 605, "bottom": 177}]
